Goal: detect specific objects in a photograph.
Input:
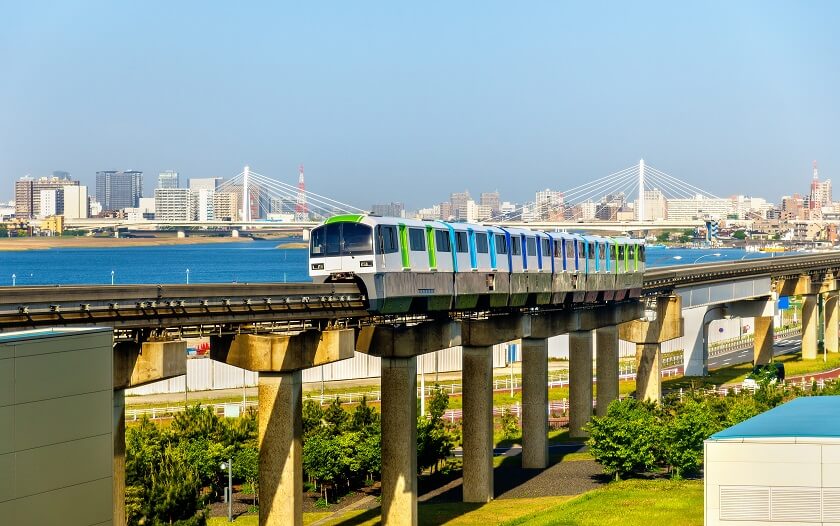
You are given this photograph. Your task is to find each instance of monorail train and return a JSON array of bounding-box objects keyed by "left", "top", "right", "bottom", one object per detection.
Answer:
[{"left": 308, "top": 214, "right": 645, "bottom": 314}]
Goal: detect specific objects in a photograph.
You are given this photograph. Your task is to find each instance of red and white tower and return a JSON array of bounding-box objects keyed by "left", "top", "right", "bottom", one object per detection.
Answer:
[{"left": 295, "top": 165, "right": 308, "bottom": 221}]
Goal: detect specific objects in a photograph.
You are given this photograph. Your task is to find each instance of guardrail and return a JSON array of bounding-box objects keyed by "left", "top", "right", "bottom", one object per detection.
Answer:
[{"left": 643, "top": 253, "right": 840, "bottom": 292}]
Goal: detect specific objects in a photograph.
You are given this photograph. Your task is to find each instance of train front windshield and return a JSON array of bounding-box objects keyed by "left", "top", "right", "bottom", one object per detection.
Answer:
[{"left": 310, "top": 223, "right": 373, "bottom": 257}]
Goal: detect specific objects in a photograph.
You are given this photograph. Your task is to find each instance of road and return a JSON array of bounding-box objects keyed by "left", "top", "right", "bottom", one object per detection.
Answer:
[{"left": 708, "top": 335, "right": 802, "bottom": 370}]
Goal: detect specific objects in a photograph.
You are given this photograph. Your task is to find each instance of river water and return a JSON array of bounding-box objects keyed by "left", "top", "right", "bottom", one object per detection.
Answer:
[{"left": 0, "top": 240, "right": 785, "bottom": 287}]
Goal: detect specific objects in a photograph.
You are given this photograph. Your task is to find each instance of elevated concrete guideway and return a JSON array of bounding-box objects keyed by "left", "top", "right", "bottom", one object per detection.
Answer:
[{"left": 6, "top": 253, "right": 840, "bottom": 526}]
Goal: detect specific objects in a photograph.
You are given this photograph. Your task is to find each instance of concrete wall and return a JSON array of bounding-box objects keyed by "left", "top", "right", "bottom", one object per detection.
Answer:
[
  {"left": 0, "top": 328, "right": 114, "bottom": 526},
  {"left": 705, "top": 439, "right": 840, "bottom": 525}
]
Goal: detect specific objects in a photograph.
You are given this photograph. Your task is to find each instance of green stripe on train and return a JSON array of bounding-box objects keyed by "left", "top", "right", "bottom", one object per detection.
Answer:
[
  {"left": 398, "top": 223, "right": 410, "bottom": 269},
  {"left": 324, "top": 214, "right": 365, "bottom": 224}
]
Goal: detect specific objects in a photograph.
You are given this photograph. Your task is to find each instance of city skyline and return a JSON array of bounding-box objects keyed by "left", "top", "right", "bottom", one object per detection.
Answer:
[{"left": 4, "top": 2, "right": 840, "bottom": 206}]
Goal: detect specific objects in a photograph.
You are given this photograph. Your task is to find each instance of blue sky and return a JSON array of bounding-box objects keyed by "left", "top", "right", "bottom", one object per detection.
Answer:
[{"left": 2, "top": 1, "right": 839, "bottom": 208}]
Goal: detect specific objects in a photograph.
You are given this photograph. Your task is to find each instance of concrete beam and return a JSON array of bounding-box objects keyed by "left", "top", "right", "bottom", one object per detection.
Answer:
[
  {"left": 618, "top": 295, "right": 683, "bottom": 344},
  {"left": 775, "top": 275, "right": 811, "bottom": 297},
  {"left": 811, "top": 276, "right": 837, "bottom": 295},
  {"left": 113, "top": 339, "right": 187, "bottom": 389},
  {"left": 527, "top": 311, "right": 578, "bottom": 339},
  {"left": 461, "top": 315, "right": 529, "bottom": 347},
  {"left": 725, "top": 297, "right": 775, "bottom": 318},
  {"left": 210, "top": 329, "right": 354, "bottom": 372},
  {"left": 578, "top": 302, "right": 643, "bottom": 332},
  {"left": 355, "top": 320, "right": 460, "bottom": 358}
]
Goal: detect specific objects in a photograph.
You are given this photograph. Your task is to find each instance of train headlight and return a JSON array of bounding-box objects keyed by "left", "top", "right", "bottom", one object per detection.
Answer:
[
  {"left": 359, "top": 260, "right": 373, "bottom": 268},
  {"left": 311, "top": 263, "right": 324, "bottom": 270}
]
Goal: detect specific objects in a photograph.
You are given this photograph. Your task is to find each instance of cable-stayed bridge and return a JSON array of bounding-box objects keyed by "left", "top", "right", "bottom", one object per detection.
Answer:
[{"left": 64, "top": 160, "right": 718, "bottom": 231}]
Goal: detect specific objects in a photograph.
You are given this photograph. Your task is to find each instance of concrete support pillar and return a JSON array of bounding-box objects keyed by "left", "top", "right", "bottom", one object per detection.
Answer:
[
  {"left": 753, "top": 316, "right": 775, "bottom": 365},
  {"left": 825, "top": 294, "right": 839, "bottom": 353},
  {"left": 635, "top": 343, "right": 661, "bottom": 402},
  {"left": 521, "top": 338, "right": 548, "bottom": 469},
  {"left": 595, "top": 326, "right": 619, "bottom": 417},
  {"left": 258, "top": 371, "right": 303, "bottom": 526},
  {"left": 380, "top": 357, "right": 418, "bottom": 525},
  {"left": 462, "top": 346, "right": 494, "bottom": 503},
  {"left": 568, "top": 331, "right": 593, "bottom": 438},
  {"left": 802, "top": 294, "right": 819, "bottom": 360},
  {"left": 682, "top": 306, "right": 711, "bottom": 377},
  {"left": 113, "top": 389, "right": 126, "bottom": 526}
]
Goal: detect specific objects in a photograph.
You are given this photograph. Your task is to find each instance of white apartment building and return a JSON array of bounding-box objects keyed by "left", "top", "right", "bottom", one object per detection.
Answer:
[
  {"left": 62, "top": 185, "right": 89, "bottom": 219},
  {"left": 195, "top": 189, "right": 215, "bottom": 221},
  {"left": 667, "top": 195, "right": 733, "bottom": 221},
  {"left": 38, "top": 189, "right": 60, "bottom": 218},
  {"left": 154, "top": 188, "right": 193, "bottom": 221}
]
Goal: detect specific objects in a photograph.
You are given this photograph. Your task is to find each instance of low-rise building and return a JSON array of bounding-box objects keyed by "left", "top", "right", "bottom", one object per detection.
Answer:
[{"left": 705, "top": 396, "right": 840, "bottom": 526}]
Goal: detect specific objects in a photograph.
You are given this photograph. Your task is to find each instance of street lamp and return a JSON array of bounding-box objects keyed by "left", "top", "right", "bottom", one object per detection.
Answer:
[
  {"left": 111, "top": 270, "right": 115, "bottom": 285},
  {"left": 220, "top": 459, "right": 233, "bottom": 522},
  {"left": 186, "top": 268, "right": 190, "bottom": 284},
  {"left": 693, "top": 252, "right": 722, "bottom": 264}
]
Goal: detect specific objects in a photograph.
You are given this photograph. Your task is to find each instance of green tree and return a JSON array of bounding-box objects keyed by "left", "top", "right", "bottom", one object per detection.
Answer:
[
  {"left": 233, "top": 443, "right": 259, "bottom": 506},
  {"left": 733, "top": 230, "right": 747, "bottom": 240},
  {"left": 417, "top": 386, "right": 454, "bottom": 474},
  {"left": 661, "top": 398, "right": 721, "bottom": 478},
  {"left": 302, "top": 433, "right": 344, "bottom": 503},
  {"left": 656, "top": 231, "right": 672, "bottom": 242},
  {"left": 585, "top": 398, "right": 663, "bottom": 480},
  {"left": 323, "top": 397, "right": 349, "bottom": 434},
  {"left": 303, "top": 398, "right": 325, "bottom": 436},
  {"left": 499, "top": 408, "right": 520, "bottom": 441},
  {"left": 350, "top": 395, "right": 379, "bottom": 431}
]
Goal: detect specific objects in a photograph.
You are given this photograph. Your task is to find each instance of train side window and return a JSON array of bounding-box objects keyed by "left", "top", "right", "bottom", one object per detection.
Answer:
[
  {"left": 617, "top": 244, "right": 625, "bottom": 260},
  {"left": 310, "top": 226, "right": 326, "bottom": 256},
  {"left": 435, "top": 230, "right": 451, "bottom": 252},
  {"left": 455, "top": 231, "right": 469, "bottom": 253},
  {"left": 475, "top": 233, "right": 489, "bottom": 253},
  {"left": 553, "top": 240, "right": 562, "bottom": 258},
  {"left": 511, "top": 237, "right": 521, "bottom": 256},
  {"left": 639, "top": 245, "right": 646, "bottom": 263},
  {"left": 526, "top": 237, "right": 536, "bottom": 256},
  {"left": 408, "top": 228, "right": 426, "bottom": 252},
  {"left": 376, "top": 225, "right": 399, "bottom": 254},
  {"left": 588, "top": 244, "right": 595, "bottom": 258},
  {"left": 542, "top": 238, "right": 550, "bottom": 256},
  {"left": 599, "top": 243, "right": 606, "bottom": 260},
  {"left": 495, "top": 234, "right": 508, "bottom": 254},
  {"left": 565, "top": 240, "right": 574, "bottom": 259}
]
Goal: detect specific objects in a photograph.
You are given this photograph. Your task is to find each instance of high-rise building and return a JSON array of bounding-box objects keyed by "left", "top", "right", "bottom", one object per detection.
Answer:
[
  {"left": 810, "top": 161, "right": 832, "bottom": 209},
  {"left": 154, "top": 188, "right": 193, "bottom": 221},
  {"left": 479, "top": 192, "right": 501, "bottom": 216},
  {"left": 14, "top": 174, "right": 79, "bottom": 218},
  {"left": 96, "top": 171, "right": 143, "bottom": 211},
  {"left": 189, "top": 177, "right": 223, "bottom": 192},
  {"left": 158, "top": 170, "right": 180, "bottom": 189},
  {"left": 635, "top": 188, "right": 667, "bottom": 221},
  {"left": 534, "top": 189, "right": 564, "bottom": 220},
  {"left": 213, "top": 192, "right": 238, "bottom": 221},
  {"left": 63, "top": 186, "right": 89, "bottom": 219},
  {"left": 449, "top": 191, "right": 471, "bottom": 220}
]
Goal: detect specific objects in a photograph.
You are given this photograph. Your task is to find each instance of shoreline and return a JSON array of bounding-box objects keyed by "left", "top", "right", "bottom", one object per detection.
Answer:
[{"left": 0, "top": 236, "right": 255, "bottom": 251}]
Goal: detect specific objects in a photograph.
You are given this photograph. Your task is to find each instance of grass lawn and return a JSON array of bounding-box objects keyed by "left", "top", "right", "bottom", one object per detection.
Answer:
[
  {"left": 663, "top": 350, "right": 840, "bottom": 391},
  {"left": 500, "top": 479, "right": 703, "bottom": 526},
  {"left": 208, "top": 512, "right": 333, "bottom": 525}
]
